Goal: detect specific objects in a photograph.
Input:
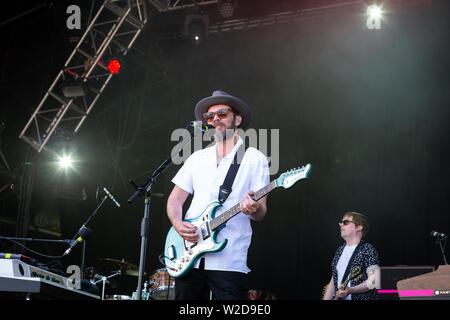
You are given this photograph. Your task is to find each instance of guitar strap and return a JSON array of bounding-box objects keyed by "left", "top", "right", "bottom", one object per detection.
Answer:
[
  {"left": 341, "top": 241, "right": 363, "bottom": 285},
  {"left": 218, "top": 143, "right": 247, "bottom": 204}
]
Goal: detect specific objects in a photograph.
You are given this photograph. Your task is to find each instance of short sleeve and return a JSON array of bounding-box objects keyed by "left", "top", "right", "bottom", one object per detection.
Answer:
[
  {"left": 363, "top": 244, "right": 380, "bottom": 274},
  {"left": 171, "top": 155, "right": 194, "bottom": 194}
]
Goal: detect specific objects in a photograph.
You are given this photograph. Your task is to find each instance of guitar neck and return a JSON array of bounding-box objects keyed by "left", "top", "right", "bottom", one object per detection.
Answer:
[{"left": 210, "top": 180, "right": 278, "bottom": 231}]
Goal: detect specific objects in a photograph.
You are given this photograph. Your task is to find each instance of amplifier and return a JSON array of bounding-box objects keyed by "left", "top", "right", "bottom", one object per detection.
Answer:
[{"left": 378, "top": 266, "right": 435, "bottom": 300}]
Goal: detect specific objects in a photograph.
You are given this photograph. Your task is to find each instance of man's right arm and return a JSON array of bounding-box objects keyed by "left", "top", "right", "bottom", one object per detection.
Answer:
[
  {"left": 167, "top": 185, "right": 199, "bottom": 242},
  {"left": 322, "top": 277, "right": 335, "bottom": 300}
]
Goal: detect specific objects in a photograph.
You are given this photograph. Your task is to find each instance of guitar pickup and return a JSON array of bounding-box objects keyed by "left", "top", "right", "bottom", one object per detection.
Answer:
[{"left": 200, "top": 222, "right": 211, "bottom": 240}]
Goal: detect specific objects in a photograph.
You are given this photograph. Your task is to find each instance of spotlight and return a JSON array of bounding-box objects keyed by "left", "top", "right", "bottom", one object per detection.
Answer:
[
  {"left": 184, "top": 14, "right": 209, "bottom": 45},
  {"left": 57, "top": 155, "right": 73, "bottom": 169},
  {"left": 107, "top": 59, "right": 121, "bottom": 74},
  {"left": 366, "top": 4, "right": 383, "bottom": 30},
  {"left": 367, "top": 4, "right": 382, "bottom": 20}
]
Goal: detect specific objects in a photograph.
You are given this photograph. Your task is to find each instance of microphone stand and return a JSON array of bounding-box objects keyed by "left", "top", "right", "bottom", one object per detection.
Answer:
[
  {"left": 128, "top": 159, "right": 172, "bottom": 300},
  {"left": 64, "top": 192, "right": 110, "bottom": 278},
  {"left": 128, "top": 124, "right": 198, "bottom": 300},
  {"left": 436, "top": 237, "right": 448, "bottom": 265}
]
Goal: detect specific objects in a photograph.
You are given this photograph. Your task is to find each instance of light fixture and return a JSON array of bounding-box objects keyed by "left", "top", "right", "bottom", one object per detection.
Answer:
[
  {"left": 218, "top": 0, "right": 237, "bottom": 19},
  {"left": 57, "top": 154, "right": 73, "bottom": 169},
  {"left": 107, "top": 59, "right": 121, "bottom": 74},
  {"left": 366, "top": 3, "right": 383, "bottom": 30},
  {"left": 367, "top": 4, "right": 382, "bottom": 20},
  {"left": 60, "top": 82, "right": 87, "bottom": 98},
  {"left": 184, "top": 14, "right": 209, "bottom": 45}
]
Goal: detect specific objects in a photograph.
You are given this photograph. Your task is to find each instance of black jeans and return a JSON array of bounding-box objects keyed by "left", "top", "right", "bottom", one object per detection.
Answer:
[{"left": 175, "top": 259, "right": 248, "bottom": 300}]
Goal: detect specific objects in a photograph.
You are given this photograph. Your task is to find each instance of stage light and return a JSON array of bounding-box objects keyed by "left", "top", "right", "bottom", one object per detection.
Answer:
[
  {"left": 185, "top": 14, "right": 209, "bottom": 45},
  {"left": 218, "top": 0, "right": 236, "bottom": 19},
  {"left": 366, "top": 4, "right": 383, "bottom": 30},
  {"left": 107, "top": 59, "right": 121, "bottom": 74},
  {"left": 60, "top": 82, "right": 87, "bottom": 98},
  {"left": 367, "top": 4, "right": 382, "bottom": 20},
  {"left": 57, "top": 155, "right": 73, "bottom": 169}
]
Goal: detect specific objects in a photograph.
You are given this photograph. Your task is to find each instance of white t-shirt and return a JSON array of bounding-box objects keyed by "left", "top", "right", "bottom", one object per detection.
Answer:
[
  {"left": 171, "top": 136, "right": 270, "bottom": 274},
  {"left": 336, "top": 244, "right": 358, "bottom": 300}
]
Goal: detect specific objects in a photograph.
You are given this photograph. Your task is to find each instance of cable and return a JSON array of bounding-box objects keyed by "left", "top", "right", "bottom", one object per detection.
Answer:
[{"left": 1, "top": 238, "right": 66, "bottom": 260}]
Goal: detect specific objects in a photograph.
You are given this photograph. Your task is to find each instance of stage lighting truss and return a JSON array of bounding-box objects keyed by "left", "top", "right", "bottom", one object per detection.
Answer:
[
  {"left": 155, "top": 0, "right": 367, "bottom": 40},
  {"left": 19, "top": 0, "right": 148, "bottom": 153},
  {"left": 148, "top": 0, "right": 219, "bottom": 12}
]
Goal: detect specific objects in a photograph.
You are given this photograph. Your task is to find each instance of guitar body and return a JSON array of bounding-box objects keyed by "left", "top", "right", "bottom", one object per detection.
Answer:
[{"left": 164, "top": 201, "right": 228, "bottom": 278}]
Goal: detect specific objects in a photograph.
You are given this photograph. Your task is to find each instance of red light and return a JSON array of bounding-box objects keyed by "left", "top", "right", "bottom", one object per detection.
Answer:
[{"left": 108, "top": 59, "right": 121, "bottom": 74}]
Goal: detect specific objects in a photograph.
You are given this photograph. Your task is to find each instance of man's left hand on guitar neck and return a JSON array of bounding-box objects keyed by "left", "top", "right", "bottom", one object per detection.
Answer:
[{"left": 239, "top": 190, "right": 267, "bottom": 221}]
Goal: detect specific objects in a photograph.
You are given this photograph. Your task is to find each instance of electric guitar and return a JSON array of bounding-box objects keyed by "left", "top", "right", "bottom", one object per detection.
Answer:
[
  {"left": 332, "top": 265, "right": 363, "bottom": 300},
  {"left": 163, "top": 164, "right": 312, "bottom": 278}
]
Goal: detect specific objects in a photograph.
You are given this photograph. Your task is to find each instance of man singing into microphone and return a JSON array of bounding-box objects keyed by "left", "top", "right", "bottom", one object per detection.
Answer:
[
  {"left": 166, "top": 90, "right": 270, "bottom": 300},
  {"left": 322, "top": 211, "right": 380, "bottom": 300}
]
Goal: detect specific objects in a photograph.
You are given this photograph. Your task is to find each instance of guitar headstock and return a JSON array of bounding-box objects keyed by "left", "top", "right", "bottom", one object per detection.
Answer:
[{"left": 275, "top": 164, "right": 312, "bottom": 189}]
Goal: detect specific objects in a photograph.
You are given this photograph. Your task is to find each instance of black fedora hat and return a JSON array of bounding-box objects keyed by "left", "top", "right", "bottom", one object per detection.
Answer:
[{"left": 194, "top": 90, "right": 251, "bottom": 129}]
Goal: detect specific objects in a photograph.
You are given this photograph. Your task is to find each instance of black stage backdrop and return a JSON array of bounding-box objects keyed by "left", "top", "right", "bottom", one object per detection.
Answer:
[{"left": 0, "top": 0, "right": 449, "bottom": 299}]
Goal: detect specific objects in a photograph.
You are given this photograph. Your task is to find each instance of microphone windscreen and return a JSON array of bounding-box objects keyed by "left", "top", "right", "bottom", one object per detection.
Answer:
[{"left": 79, "top": 226, "right": 92, "bottom": 240}]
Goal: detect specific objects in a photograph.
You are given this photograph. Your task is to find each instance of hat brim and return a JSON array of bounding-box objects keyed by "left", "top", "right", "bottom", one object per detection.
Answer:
[{"left": 194, "top": 95, "right": 251, "bottom": 129}]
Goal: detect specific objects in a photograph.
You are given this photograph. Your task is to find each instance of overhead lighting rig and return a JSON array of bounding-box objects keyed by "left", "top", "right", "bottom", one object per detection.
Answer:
[{"left": 19, "top": 0, "right": 148, "bottom": 153}]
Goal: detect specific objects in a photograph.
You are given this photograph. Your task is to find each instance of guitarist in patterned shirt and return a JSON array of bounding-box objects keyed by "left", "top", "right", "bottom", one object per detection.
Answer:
[{"left": 322, "top": 211, "right": 380, "bottom": 300}]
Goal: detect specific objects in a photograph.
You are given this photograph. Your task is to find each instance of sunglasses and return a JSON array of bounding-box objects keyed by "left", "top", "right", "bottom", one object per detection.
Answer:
[
  {"left": 202, "top": 108, "right": 234, "bottom": 122},
  {"left": 339, "top": 219, "right": 356, "bottom": 226}
]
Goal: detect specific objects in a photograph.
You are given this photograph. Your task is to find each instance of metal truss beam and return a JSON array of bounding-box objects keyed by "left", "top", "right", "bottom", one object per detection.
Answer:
[
  {"left": 210, "top": 0, "right": 363, "bottom": 34},
  {"left": 155, "top": 0, "right": 364, "bottom": 40},
  {"left": 19, "top": 0, "right": 148, "bottom": 153},
  {"left": 148, "top": 0, "right": 218, "bottom": 12}
]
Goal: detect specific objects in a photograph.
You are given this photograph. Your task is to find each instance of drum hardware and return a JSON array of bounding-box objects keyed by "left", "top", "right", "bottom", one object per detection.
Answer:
[
  {"left": 92, "top": 269, "right": 122, "bottom": 300},
  {"left": 99, "top": 258, "right": 145, "bottom": 277},
  {"left": 93, "top": 260, "right": 175, "bottom": 300},
  {"left": 97, "top": 258, "right": 145, "bottom": 300}
]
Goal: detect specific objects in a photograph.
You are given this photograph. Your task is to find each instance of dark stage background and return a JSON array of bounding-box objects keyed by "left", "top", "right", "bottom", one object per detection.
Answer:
[{"left": 0, "top": 0, "right": 449, "bottom": 299}]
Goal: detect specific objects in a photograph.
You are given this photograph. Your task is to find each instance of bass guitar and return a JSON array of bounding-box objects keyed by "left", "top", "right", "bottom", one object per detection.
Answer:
[{"left": 163, "top": 164, "right": 312, "bottom": 278}]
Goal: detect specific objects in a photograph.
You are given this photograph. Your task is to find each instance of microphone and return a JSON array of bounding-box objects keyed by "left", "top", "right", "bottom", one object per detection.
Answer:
[
  {"left": 64, "top": 226, "right": 92, "bottom": 256},
  {"left": 189, "top": 121, "right": 214, "bottom": 133},
  {"left": 431, "top": 231, "right": 447, "bottom": 239},
  {"left": 103, "top": 187, "right": 120, "bottom": 207}
]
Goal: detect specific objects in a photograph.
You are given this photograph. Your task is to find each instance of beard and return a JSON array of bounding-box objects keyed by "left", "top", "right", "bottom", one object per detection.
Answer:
[{"left": 213, "top": 119, "right": 236, "bottom": 142}]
